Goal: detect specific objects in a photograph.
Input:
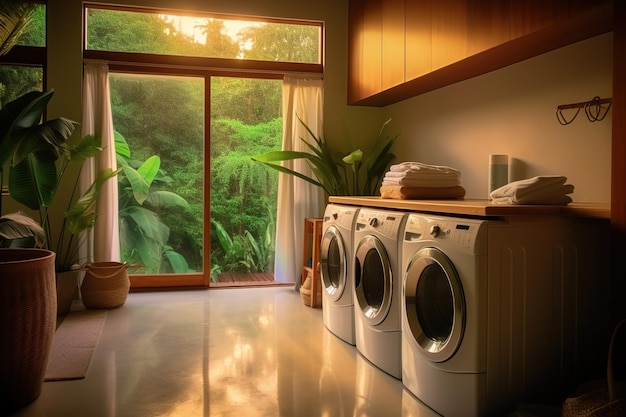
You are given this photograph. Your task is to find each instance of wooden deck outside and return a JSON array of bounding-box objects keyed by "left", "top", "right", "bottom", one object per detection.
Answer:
[{"left": 211, "top": 272, "right": 294, "bottom": 288}]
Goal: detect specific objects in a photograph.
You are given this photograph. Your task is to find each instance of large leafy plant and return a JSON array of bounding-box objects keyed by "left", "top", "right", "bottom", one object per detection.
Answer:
[
  {"left": 0, "top": 90, "right": 119, "bottom": 271},
  {"left": 252, "top": 117, "right": 398, "bottom": 196},
  {"left": 115, "top": 131, "right": 192, "bottom": 274}
]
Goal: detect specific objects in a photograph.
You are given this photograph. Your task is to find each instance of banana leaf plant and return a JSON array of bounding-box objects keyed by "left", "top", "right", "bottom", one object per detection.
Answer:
[
  {"left": 0, "top": 89, "right": 120, "bottom": 271},
  {"left": 251, "top": 117, "right": 398, "bottom": 196},
  {"left": 0, "top": 1, "right": 36, "bottom": 56},
  {"left": 115, "top": 131, "right": 191, "bottom": 274}
]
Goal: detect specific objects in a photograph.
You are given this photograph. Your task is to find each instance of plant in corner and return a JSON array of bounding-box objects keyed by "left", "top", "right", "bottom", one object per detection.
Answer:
[
  {"left": 0, "top": 90, "right": 119, "bottom": 271},
  {"left": 251, "top": 117, "right": 398, "bottom": 196}
]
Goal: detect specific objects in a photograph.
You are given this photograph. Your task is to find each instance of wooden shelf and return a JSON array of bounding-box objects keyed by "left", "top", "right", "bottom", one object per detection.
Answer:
[
  {"left": 328, "top": 196, "right": 610, "bottom": 219},
  {"left": 301, "top": 218, "right": 324, "bottom": 308}
]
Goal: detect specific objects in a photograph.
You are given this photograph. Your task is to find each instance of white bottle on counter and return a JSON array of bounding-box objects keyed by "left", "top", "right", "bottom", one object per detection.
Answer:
[{"left": 488, "top": 154, "right": 508, "bottom": 196}]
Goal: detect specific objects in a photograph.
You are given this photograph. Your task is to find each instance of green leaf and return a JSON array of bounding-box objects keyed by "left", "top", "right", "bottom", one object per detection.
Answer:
[
  {"left": 122, "top": 164, "right": 150, "bottom": 205},
  {"left": 114, "top": 131, "right": 131, "bottom": 159},
  {"left": 342, "top": 149, "right": 363, "bottom": 165},
  {"left": 0, "top": 212, "right": 46, "bottom": 248},
  {"left": 211, "top": 219, "right": 233, "bottom": 253},
  {"left": 0, "top": 2, "right": 37, "bottom": 56},
  {"left": 68, "top": 134, "right": 103, "bottom": 164},
  {"left": 9, "top": 152, "right": 58, "bottom": 210},
  {"left": 164, "top": 250, "right": 189, "bottom": 273},
  {"left": 123, "top": 205, "right": 162, "bottom": 241},
  {"left": 65, "top": 168, "right": 121, "bottom": 234},
  {"left": 137, "top": 155, "right": 160, "bottom": 186},
  {"left": 145, "top": 190, "right": 190, "bottom": 209}
]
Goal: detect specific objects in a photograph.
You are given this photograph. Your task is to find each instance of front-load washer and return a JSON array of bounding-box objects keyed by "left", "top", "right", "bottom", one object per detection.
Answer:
[
  {"left": 321, "top": 203, "right": 360, "bottom": 345},
  {"left": 353, "top": 208, "right": 407, "bottom": 379},
  {"left": 400, "top": 213, "right": 611, "bottom": 417}
]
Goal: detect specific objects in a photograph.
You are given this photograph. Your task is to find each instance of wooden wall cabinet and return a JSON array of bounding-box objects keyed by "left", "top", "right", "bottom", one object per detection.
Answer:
[{"left": 348, "top": 0, "right": 614, "bottom": 106}]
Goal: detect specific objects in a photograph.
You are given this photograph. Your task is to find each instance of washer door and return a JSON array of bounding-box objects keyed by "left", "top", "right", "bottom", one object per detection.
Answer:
[
  {"left": 354, "top": 235, "right": 393, "bottom": 326},
  {"left": 404, "top": 247, "right": 465, "bottom": 362},
  {"left": 320, "top": 225, "right": 347, "bottom": 302}
]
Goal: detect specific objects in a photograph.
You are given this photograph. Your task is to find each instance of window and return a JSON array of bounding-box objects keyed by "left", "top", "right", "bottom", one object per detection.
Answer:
[
  {"left": 86, "top": 7, "right": 321, "bottom": 63},
  {"left": 84, "top": 5, "right": 323, "bottom": 288},
  {"left": 0, "top": 2, "right": 46, "bottom": 196},
  {"left": 0, "top": 3, "right": 46, "bottom": 106}
]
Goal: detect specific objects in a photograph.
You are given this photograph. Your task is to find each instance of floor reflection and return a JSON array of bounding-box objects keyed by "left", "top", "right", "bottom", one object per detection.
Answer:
[{"left": 11, "top": 287, "right": 440, "bottom": 417}]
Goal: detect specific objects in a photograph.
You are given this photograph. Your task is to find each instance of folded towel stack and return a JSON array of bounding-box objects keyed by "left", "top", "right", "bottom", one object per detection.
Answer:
[
  {"left": 380, "top": 162, "right": 465, "bottom": 200},
  {"left": 489, "top": 176, "right": 574, "bottom": 205},
  {"left": 382, "top": 162, "right": 461, "bottom": 187}
]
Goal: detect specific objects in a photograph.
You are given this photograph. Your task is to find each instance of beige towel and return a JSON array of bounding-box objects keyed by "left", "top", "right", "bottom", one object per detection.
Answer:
[
  {"left": 380, "top": 185, "right": 466, "bottom": 200},
  {"left": 489, "top": 176, "right": 574, "bottom": 205}
]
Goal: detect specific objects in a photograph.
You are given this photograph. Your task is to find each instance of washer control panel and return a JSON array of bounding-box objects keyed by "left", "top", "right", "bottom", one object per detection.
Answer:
[
  {"left": 404, "top": 214, "right": 488, "bottom": 253},
  {"left": 355, "top": 209, "right": 405, "bottom": 239}
]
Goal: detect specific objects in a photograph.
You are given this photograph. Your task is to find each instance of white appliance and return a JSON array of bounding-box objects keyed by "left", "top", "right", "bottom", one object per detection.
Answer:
[
  {"left": 353, "top": 208, "right": 407, "bottom": 379},
  {"left": 321, "top": 204, "right": 360, "bottom": 345},
  {"left": 400, "top": 213, "right": 610, "bottom": 417}
]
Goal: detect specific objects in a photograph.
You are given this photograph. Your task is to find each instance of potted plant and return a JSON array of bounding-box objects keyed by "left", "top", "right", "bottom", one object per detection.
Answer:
[
  {"left": 0, "top": 3, "right": 58, "bottom": 412},
  {"left": 0, "top": 90, "right": 120, "bottom": 315},
  {"left": 251, "top": 117, "right": 398, "bottom": 196}
]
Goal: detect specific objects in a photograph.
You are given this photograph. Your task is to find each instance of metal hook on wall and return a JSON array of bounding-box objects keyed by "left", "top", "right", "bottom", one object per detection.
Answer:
[{"left": 556, "top": 96, "right": 612, "bottom": 125}]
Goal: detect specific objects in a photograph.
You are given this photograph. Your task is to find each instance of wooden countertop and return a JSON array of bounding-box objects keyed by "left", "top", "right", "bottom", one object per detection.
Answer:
[{"left": 327, "top": 197, "right": 610, "bottom": 219}]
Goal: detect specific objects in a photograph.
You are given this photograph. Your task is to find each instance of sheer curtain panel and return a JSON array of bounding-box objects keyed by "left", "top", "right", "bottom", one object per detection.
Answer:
[
  {"left": 82, "top": 61, "right": 120, "bottom": 262},
  {"left": 274, "top": 76, "right": 325, "bottom": 286}
]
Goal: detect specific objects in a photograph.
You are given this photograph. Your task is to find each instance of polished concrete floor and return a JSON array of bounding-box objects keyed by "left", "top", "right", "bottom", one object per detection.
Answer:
[{"left": 10, "top": 286, "right": 442, "bottom": 417}]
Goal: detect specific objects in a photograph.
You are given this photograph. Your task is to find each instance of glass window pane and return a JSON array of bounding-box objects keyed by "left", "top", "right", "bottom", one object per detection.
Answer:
[
  {"left": 209, "top": 77, "right": 281, "bottom": 283},
  {"left": 85, "top": 7, "right": 321, "bottom": 64},
  {"left": 110, "top": 73, "right": 204, "bottom": 275},
  {"left": 17, "top": 4, "right": 46, "bottom": 47},
  {"left": 0, "top": 65, "right": 43, "bottom": 107}
]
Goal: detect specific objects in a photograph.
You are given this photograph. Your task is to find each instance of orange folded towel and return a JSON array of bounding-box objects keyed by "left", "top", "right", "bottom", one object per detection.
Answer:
[{"left": 380, "top": 185, "right": 466, "bottom": 200}]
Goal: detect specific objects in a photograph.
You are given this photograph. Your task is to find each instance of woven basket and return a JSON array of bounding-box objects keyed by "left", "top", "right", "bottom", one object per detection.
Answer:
[
  {"left": 81, "top": 262, "right": 130, "bottom": 309},
  {"left": 562, "top": 319, "right": 626, "bottom": 417},
  {"left": 299, "top": 274, "right": 322, "bottom": 308},
  {"left": 0, "top": 249, "right": 57, "bottom": 413}
]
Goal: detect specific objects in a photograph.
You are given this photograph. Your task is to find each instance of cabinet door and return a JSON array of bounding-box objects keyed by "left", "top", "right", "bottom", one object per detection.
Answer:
[
  {"left": 432, "top": 0, "right": 468, "bottom": 70},
  {"left": 348, "top": 0, "right": 365, "bottom": 103},
  {"left": 382, "top": 0, "right": 406, "bottom": 91},
  {"left": 406, "top": 0, "right": 432, "bottom": 81},
  {"left": 467, "top": 0, "right": 510, "bottom": 56},
  {"left": 510, "top": 0, "right": 569, "bottom": 39},
  {"left": 362, "top": 0, "right": 383, "bottom": 98}
]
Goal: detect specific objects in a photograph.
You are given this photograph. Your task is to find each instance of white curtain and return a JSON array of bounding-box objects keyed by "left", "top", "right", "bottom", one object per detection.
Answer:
[
  {"left": 82, "top": 61, "right": 120, "bottom": 262},
  {"left": 274, "top": 75, "right": 325, "bottom": 286}
]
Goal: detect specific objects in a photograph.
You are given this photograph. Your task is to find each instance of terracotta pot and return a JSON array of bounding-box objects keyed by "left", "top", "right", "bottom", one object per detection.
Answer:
[
  {"left": 0, "top": 249, "right": 56, "bottom": 413},
  {"left": 81, "top": 261, "right": 130, "bottom": 309}
]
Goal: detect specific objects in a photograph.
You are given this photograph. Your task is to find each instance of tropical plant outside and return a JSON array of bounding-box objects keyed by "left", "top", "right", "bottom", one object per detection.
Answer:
[{"left": 1, "top": 6, "right": 323, "bottom": 283}]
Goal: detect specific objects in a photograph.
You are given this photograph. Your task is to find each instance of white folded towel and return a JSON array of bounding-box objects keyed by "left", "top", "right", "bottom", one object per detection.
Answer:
[
  {"left": 382, "top": 161, "right": 461, "bottom": 188},
  {"left": 489, "top": 176, "right": 574, "bottom": 205},
  {"left": 389, "top": 162, "right": 460, "bottom": 176},
  {"left": 382, "top": 176, "right": 461, "bottom": 188}
]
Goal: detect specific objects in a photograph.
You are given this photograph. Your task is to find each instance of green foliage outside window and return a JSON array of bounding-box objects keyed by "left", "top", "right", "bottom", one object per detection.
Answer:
[{"left": 88, "top": 10, "right": 312, "bottom": 280}]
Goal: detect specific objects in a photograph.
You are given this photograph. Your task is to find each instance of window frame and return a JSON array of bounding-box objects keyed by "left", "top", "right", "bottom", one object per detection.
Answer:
[
  {"left": 83, "top": 4, "right": 324, "bottom": 289},
  {"left": 0, "top": 3, "right": 47, "bottom": 196}
]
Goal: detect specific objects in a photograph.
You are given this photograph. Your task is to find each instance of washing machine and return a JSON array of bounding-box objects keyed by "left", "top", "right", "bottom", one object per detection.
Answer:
[
  {"left": 321, "top": 204, "right": 360, "bottom": 345},
  {"left": 353, "top": 208, "right": 407, "bottom": 379},
  {"left": 400, "top": 213, "right": 611, "bottom": 417}
]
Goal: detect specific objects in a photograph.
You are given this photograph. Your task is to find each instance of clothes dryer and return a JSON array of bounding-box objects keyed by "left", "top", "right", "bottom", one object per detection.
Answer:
[
  {"left": 400, "top": 213, "right": 611, "bottom": 417},
  {"left": 321, "top": 204, "right": 360, "bottom": 345},
  {"left": 353, "top": 208, "right": 407, "bottom": 379}
]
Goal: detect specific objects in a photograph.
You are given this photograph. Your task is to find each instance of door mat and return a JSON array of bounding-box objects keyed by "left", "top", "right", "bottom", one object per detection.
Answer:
[{"left": 44, "top": 307, "right": 107, "bottom": 381}]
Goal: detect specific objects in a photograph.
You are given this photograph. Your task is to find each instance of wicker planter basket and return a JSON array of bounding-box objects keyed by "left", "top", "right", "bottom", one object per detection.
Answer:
[
  {"left": 81, "top": 262, "right": 130, "bottom": 309},
  {"left": 299, "top": 274, "right": 321, "bottom": 308},
  {"left": 0, "top": 249, "right": 57, "bottom": 413}
]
